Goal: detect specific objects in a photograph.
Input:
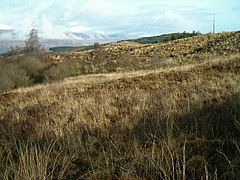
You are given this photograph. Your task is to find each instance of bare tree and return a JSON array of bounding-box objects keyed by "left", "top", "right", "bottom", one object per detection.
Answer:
[{"left": 25, "top": 29, "right": 41, "bottom": 53}]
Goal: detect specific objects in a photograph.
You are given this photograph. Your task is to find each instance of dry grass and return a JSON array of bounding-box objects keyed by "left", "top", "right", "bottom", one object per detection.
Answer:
[
  {"left": 0, "top": 52, "right": 239, "bottom": 179},
  {"left": 48, "top": 31, "right": 240, "bottom": 68},
  {"left": 1, "top": 31, "right": 239, "bottom": 94}
]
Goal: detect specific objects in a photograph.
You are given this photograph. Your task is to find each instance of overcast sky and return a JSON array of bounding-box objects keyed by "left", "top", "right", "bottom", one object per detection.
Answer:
[{"left": 0, "top": 0, "right": 239, "bottom": 39}]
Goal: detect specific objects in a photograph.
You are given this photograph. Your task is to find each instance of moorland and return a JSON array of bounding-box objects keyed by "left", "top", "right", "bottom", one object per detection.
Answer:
[{"left": 0, "top": 31, "right": 240, "bottom": 179}]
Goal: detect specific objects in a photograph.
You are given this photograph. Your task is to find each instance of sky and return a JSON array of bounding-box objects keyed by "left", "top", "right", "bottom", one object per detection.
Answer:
[{"left": 0, "top": 0, "right": 239, "bottom": 39}]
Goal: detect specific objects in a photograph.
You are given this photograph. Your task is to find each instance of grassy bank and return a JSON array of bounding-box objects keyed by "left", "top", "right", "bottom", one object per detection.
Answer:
[
  {"left": 1, "top": 31, "right": 239, "bottom": 94},
  {"left": 0, "top": 54, "right": 239, "bottom": 179}
]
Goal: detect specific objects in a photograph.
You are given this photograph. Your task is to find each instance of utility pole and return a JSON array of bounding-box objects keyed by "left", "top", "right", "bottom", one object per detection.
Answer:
[{"left": 213, "top": 15, "right": 215, "bottom": 34}]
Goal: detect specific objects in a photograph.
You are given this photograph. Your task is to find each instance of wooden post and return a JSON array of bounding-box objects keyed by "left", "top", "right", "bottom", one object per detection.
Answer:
[{"left": 213, "top": 15, "right": 215, "bottom": 34}]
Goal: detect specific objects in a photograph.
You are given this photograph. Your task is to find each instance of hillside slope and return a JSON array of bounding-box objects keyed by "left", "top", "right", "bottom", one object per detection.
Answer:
[
  {"left": 0, "top": 51, "right": 239, "bottom": 179},
  {"left": 49, "top": 31, "right": 240, "bottom": 66},
  {"left": 44, "top": 31, "right": 240, "bottom": 82},
  {"left": 119, "top": 31, "right": 200, "bottom": 44},
  {"left": 1, "top": 31, "right": 239, "bottom": 94}
]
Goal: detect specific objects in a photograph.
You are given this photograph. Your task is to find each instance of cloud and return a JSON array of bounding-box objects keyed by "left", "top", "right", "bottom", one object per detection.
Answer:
[
  {"left": 153, "top": 11, "right": 197, "bottom": 30},
  {"left": 0, "top": 0, "right": 239, "bottom": 40},
  {"left": 68, "top": 25, "right": 93, "bottom": 33},
  {"left": 0, "top": 0, "right": 205, "bottom": 38},
  {"left": 0, "top": 24, "right": 14, "bottom": 31},
  {"left": 0, "top": 24, "right": 14, "bottom": 39}
]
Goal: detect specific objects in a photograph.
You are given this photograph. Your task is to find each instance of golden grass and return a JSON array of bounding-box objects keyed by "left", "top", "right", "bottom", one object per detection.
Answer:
[
  {"left": 0, "top": 53, "right": 239, "bottom": 179},
  {"left": 1, "top": 31, "right": 239, "bottom": 94},
  {"left": 48, "top": 31, "right": 240, "bottom": 66}
]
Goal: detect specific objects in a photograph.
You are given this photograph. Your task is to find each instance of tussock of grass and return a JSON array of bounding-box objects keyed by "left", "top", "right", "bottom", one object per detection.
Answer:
[{"left": 0, "top": 54, "right": 239, "bottom": 179}]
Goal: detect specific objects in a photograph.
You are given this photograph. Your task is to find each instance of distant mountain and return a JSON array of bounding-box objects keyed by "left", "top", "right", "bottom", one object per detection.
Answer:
[
  {"left": 69, "top": 32, "right": 91, "bottom": 39},
  {"left": 63, "top": 32, "right": 128, "bottom": 42},
  {"left": 0, "top": 30, "right": 201, "bottom": 55},
  {"left": 0, "top": 31, "right": 129, "bottom": 54},
  {"left": 0, "top": 30, "right": 13, "bottom": 34},
  {"left": 0, "top": 39, "right": 86, "bottom": 54},
  {"left": 0, "top": 46, "right": 10, "bottom": 54},
  {"left": 0, "top": 40, "right": 25, "bottom": 54}
]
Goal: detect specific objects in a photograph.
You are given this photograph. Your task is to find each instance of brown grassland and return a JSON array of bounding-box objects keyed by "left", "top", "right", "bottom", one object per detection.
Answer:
[{"left": 0, "top": 31, "right": 240, "bottom": 179}]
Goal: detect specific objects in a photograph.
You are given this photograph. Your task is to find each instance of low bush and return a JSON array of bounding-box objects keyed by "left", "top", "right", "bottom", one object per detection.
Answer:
[
  {"left": 43, "top": 61, "right": 83, "bottom": 81},
  {"left": 17, "top": 56, "right": 46, "bottom": 83},
  {"left": 0, "top": 56, "right": 46, "bottom": 93},
  {"left": 0, "top": 63, "right": 29, "bottom": 93}
]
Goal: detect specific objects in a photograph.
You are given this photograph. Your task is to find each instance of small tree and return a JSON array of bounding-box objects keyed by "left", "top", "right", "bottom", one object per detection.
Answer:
[
  {"left": 25, "top": 29, "right": 41, "bottom": 53},
  {"left": 93, "top": 42, "right": 101, "bottom": 49}
]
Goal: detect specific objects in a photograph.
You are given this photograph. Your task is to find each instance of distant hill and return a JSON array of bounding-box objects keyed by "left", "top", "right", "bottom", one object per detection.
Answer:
[
  {"left": 47, "top": 32, "right": 201, "bottom": 54},
  {"left": 120, "top": 31, "right": 201, "bottom": 44},
  {"left": 49, "top": 45, "right": 94, "bottom": 53}
]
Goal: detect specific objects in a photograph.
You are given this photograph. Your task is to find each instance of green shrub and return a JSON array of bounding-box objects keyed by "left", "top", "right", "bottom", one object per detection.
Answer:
[
  {"left": 43, "top": 61, "right": 83, "bottom": 81},
  {"left": 17, "top": 56, "right": 46, "bottom": 83},
  {"left": 0, "top": 63, "right": 30, "bottom": 93},
  {"left": 0, "top": 56, "right": 46, "bottom": 93}
]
